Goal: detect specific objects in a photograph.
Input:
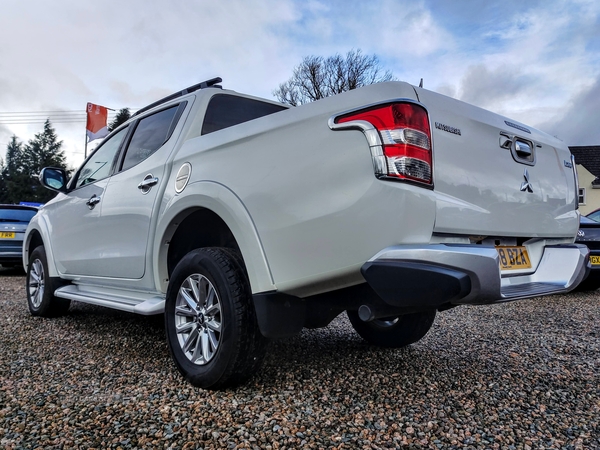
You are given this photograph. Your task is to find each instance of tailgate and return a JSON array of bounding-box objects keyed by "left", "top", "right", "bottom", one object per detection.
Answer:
[{"left": 414, "top": 86, "right": 578, "bottom": 238}]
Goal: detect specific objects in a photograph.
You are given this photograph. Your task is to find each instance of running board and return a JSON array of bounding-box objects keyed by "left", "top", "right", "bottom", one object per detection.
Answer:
[
  {"left": 53, "top": 284, "right": 165, "bottom": 315},
  {"left": 500, "top": 282, "right": 568, "bottom": 301}
]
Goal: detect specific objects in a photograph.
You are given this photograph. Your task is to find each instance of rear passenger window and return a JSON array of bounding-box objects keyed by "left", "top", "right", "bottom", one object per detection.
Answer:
[
  {"left": 121, "top": 105, "right": 179, "bottom": 171},
  {"left": 201, "top": 94, "right": 287, "bottom": 135}
]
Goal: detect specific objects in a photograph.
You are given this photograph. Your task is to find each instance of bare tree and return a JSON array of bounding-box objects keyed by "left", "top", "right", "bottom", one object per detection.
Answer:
[{"left": 274, "top": 49, "right": 394, "bottom": 106}]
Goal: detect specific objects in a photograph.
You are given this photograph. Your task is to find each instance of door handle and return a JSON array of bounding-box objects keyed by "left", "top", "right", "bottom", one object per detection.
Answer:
[
  {"left": 86, "top": 195, "right": 101, "bottom": 209},
  {"left": 138, "top": 174, "right": 159, "bottom": 194}
]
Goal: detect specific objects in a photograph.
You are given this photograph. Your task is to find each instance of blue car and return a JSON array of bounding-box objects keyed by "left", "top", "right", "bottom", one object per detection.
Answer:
[
  {"left": 574, "top": 215, "right": 600, "bottom": 291},
  {"left": 0, "top": 204, "right": 39, "bottom": 269}
]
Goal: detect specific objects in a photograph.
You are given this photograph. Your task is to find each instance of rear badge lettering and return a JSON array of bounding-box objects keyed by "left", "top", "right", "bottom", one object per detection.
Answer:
[{"left": 435, "top": 122, "right": 461, "bottom": 136}]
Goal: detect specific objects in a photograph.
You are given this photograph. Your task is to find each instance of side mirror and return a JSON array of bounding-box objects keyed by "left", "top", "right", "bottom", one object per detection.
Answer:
[{"left": 39, "top": 167, "right": 68, "bottom": 192}]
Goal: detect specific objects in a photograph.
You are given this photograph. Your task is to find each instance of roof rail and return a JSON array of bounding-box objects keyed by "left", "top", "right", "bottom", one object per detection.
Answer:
[{"left": 133, "top": 77, "right": 222, "bottom": 117}]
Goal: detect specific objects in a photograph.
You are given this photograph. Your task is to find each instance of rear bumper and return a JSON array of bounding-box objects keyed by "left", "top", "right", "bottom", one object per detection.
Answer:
[
  {"left": 362, "top": 243, "right": 590, "bottom": 307},
  {"left": 252, "top": 243, "right": 589, "bottom": 339},
  {"left": 0, "top": 251, "right": 24, "bottom": 265}
]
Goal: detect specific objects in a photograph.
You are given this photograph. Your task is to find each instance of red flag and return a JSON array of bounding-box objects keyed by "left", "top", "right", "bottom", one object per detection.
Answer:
[{"left": 86, "top": 102, "right": 109, "bottom": 142}]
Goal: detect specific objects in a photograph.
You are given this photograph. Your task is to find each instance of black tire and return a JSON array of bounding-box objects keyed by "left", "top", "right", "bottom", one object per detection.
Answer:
[
  {"left": 26, "top": 246, "right": 70, "bottom": 317},
  {"left": 347, "top": 309, "right": 436, "bottom": 348},
  {"left": 165, "top": 247, "right": 268, "bottom": 389}
]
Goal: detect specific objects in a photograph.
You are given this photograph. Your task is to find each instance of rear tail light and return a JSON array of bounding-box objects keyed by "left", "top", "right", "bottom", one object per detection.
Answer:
[{"left": 331, "top": 102, "right": 433, "bottom": 185}]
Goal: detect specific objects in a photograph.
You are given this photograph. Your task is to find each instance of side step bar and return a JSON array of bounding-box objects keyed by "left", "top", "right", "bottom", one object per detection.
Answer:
[{"left": 54, "top": 284, "right": 165, "bottom": 315}]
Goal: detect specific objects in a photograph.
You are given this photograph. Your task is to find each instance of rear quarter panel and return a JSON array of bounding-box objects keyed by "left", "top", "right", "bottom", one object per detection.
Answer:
[{"left": 171, "top": 83, "right": 437, "bottom": 296}]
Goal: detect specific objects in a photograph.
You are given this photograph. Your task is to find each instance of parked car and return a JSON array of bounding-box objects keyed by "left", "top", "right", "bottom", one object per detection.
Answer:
[
  {"left": 586, "top": 208, "right": 600, "bottom": 223},
  {"left": 574, "top": 215, "right": 600, "bottom": 291},
  {"left": 0, "top": 204, "right": 38, "bottom": 269}
]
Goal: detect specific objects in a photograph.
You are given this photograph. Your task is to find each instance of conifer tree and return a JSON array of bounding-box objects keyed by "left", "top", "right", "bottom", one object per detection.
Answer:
[
  {"left": 0, "top": 136, "right": 29, "bottom": 203},
  {"left": 22, "top": 119, "right": 69, "bottom": 203},
  {"left": 0, "top": 121, "right": 70, "bottom": 204},
  {"left": 108, "top": 108, "right": 131, "bottom": 132}
]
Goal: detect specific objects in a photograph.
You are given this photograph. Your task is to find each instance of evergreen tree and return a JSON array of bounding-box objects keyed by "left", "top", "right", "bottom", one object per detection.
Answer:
[
  {"left": 22, "top": 120, "right": 69, "bottom": 203},
  {"left": 0, "top": 121, "right": 70, "bottom": 204},
  {"left": 0, "top": 136, "right": 29, "bottom": 203},
  {"left": 108, "top": 108, "right": 131, "bottom": 132}
]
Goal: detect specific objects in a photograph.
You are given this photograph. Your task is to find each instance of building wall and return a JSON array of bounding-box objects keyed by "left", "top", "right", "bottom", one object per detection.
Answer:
[{"left": 576, "top": 165, "right": 600, "bottom": 215}]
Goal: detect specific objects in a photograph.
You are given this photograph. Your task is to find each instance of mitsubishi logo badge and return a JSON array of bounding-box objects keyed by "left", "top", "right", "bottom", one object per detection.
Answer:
[{"left": 520, "top": 169, "right": 533, "bottom": 193}]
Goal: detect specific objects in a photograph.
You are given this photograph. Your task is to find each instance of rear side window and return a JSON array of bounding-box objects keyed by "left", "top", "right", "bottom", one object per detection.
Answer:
[
  {"left": 121, "top": 105, "right": 179, "bottom": 171},
  {"left": 201, "top": 94, "right": 286, "bottom": 135}
]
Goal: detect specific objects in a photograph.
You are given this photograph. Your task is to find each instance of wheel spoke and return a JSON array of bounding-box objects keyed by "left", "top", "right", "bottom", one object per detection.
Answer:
[
  {"left": 176, "top": 321, "right": 194, "bottom": 334},
  {"left": 34, "top": 290, "right": 41, "bottom": 307},
  {"left": 189, "top": 277, "right": 201, "bottom": 307},
  {"left": 207, "top": 329, "right": 219, "bottom": 349},
  {"left": 205, "top": 301, "right": 220, "bottom": 317},
  {"left": 205, "top": 286, "right": 216, "bottom": 309},
  {"left": 190, "top": 331, "right": 203, "bottom": 364},
  {"left": 30, "top": 269, "right": 40, "bottom": 284},
  {"left": 182, "top": 326, "right": 199, "bottom": 353},
  {"left": 175, "top": 305, "right": 196, "bottom": 317},
  {"left": 206, "top": 319, "right": 221, "bottom": 332},
  {"left": 201, "top": 331, "right": 210, "bottom": 362},
  {"left": 180, "top": 287, "right": 198, "bottom": 311},
  {"left": 198, "top": 277, "right": 210, "bottom": 307}
]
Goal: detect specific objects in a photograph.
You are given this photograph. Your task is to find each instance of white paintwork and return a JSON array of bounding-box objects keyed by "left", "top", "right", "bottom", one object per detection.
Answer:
[
  {"left": 42, "top": 179, "right": 108, "bottom": 275},
  {"left": 414, "top": 86, "right": 578, "bottom": 238},
  {"left": 24, "top": 81, "right": 583, "bottom": 312}
]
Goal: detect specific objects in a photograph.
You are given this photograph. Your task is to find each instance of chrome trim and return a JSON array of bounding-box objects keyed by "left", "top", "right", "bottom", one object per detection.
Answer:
[
  {"left": 328, "top": 98, "right": 434, "bottom": 186},
  {"left": 328, "top": 118, "right": 386, "bottom": 176},
  {"left": 510, "top": 137, "right": 536, "bottom": 166},
  {"left": 138, "top": 173, "right": 159, "bottom": 194},
  {"left": 571, "top": 154, "right": 579, "bottom": 209},
  {"left": 520, "top": 168, "right": 534, "bottom": 193}
]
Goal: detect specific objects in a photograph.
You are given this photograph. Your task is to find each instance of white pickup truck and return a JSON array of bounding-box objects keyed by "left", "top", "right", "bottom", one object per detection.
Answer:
[{"left": 24, "top": 77, "right": 588, "bottom": 389}]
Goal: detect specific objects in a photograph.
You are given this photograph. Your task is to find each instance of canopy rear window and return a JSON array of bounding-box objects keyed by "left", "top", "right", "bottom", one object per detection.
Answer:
[{"left": 201, "top": 94, "right": 286, "bottom": 135}]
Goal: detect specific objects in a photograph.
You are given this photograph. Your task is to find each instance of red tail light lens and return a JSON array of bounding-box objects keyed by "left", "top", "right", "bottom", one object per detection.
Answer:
[{"left": 337, "top": 103, "right": 433, "bottom": 185}]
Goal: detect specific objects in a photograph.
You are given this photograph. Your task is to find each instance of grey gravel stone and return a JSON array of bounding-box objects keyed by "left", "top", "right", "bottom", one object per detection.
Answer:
[{"left": 0, "top": 267, "right": 599, "bottom": 449}]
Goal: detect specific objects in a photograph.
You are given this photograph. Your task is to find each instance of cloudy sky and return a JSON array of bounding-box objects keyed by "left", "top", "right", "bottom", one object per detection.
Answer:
[{"left": 1, "top": 0, "right": 599, "bottom": 167}]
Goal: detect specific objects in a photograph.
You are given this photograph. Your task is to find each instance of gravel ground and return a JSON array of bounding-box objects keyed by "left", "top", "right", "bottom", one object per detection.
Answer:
[{"left": 1, "top": 267, "right": 598, "bottom": 449}]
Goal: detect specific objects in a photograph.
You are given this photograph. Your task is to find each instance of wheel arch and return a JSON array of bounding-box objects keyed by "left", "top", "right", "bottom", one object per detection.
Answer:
[
  {"left": 154, "top": 182, "right": 276, "bottom": 294},
  {"left": 23, "top": 215, "right": 60, "bottom": 277}
]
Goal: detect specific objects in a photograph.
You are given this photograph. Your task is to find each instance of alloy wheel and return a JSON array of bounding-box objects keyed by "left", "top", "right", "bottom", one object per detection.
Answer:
[
  {"left": 174, "top": 274, "right": 222, "bottom": 365},
  {"left": 28, "top": 258, "right": 45, "bottom": 308}
]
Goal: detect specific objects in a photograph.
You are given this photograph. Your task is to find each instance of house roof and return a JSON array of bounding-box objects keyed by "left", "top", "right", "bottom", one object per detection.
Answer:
[{"left": 570, "top": 146, "right": 600, "bottom": 182}]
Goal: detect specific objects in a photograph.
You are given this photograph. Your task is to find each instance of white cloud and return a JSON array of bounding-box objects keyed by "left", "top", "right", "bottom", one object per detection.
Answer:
[{"left": 0, "top": 0, "right": 599, "bottom": 166}]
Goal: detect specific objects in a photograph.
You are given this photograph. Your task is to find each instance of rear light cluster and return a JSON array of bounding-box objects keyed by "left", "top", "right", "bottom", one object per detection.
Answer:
[{"left": 334, "top": 102, "right": 433, "bottom": 185}]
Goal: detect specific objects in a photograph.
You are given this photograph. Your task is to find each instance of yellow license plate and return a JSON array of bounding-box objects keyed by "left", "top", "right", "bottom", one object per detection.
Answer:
[
  {"left": 0, "top": 232, "right": 15, "bottom": 239},
  {"left": 496, "top": 246, "right": 532, "bottom": 270},
  {"left": 590, "top": 255, "right": 600, "bottom": 266}
]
